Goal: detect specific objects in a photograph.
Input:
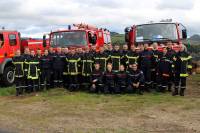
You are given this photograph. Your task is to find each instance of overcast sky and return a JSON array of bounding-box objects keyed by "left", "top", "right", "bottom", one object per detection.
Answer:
[{"left": 0, "top": 0, "right": 199, "bottom": 38}]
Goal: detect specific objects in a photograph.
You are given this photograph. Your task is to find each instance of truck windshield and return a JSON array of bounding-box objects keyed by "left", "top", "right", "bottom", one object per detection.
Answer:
[
  {"left": 50, "top": 31, "right": 87, "bottom": 47},
  {"left": 136, "top": 23, "right": 178, "bottom": 42}
]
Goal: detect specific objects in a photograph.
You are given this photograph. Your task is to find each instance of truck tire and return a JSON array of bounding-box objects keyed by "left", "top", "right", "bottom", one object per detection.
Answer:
[{"left": 2, "top": 66, "right": 15, "bottom": 86}]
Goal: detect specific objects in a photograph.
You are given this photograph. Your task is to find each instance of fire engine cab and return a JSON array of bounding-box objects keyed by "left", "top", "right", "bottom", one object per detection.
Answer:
[
  {"left": 0, "top": 30, "right": 44, "bottom": 86},
  {"left": 43, "top": 23, "right": 111, "bottom": 50},
  {"left": 125, "top": 20, "right": 188, "bottom": 51}
]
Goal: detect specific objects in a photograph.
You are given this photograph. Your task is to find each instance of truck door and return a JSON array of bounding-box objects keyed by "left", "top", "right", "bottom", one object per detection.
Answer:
[{"left": 7, "top": 33, "right": 20, "bottom": 58}]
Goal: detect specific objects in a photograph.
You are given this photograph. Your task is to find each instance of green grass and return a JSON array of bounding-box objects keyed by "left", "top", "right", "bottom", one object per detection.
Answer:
[{"left": 0, "top": 86, "right": 16, "bottom": 96}]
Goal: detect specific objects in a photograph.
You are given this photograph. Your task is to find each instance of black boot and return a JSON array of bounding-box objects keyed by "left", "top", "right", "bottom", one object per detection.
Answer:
[
  {"left": 16, "top": 88, "right": 19, "bottom": 96},
  {"left": 180, "top": 87, "right": 185, "bottom": 96},
  {"left": 172, "top": 87, "right": 179, "bottom": 96}
]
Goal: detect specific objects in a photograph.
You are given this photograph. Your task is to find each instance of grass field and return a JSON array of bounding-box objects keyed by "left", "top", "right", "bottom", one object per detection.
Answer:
[{"left": 0, "top": 75, "right": 200, "bottom": 133}]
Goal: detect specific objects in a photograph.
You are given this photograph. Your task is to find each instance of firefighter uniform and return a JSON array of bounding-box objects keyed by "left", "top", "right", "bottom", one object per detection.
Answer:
[
  {"left": 125, "top": 51, "right": 139, "bottom": 69},
  {"left": 126, "top": 69, "right": 144, "bottom": 94},
  {"left": 52, "top": 53, "right": 65, "bottom": 88},
  {"left": 27, "top": 56, "right": 40, "bottom": 92},
  {"left": 48, "top": 52, "right": 55, "bottom": 88},
  {"left": 36, "top": 54, "right": 42, "bottom": 91},
  {"left": 40, "top": 55, "right": 52, "bottom": 90},
  {"left": 173, "top": 51, "right": 192, "bottom": 96},
  {"left": 94, "top": 51, "right": 109, "bottom": 72},
  {"left": 115, "top": 70, "right": 129, "bottom": 93},
  {"left": 103, "top": 70, "right": 116, "bottom": 94},
  {"left": 121, "top": 50, "right": 129, "bottom": 68},
  {"left": 151, "top": 49, "right": 162, "bottom": 89},
  {"left": 13, "top": 55, "right": 25, "bottom": 96},
  {"left": 157, "top": 53, "right": 173, "bottom": 92},
  {"left": 110, "top": 50, "right": 122, "bottom": 72},
  {"left": 166, "top": 48, "right": 176, "bottom": 91},
  {"left": 139, "top": 49, "right": 153, "bottom": 90},
  {"left": 63, "top": 53, "right": 69, "bottom": 89},
  {"left": 23, "top": 54, "right": 31, "bottom": 92},
  {"left": 67, "top": 54, "right": 81, "bottom": 91},
  {"left": 81, "top": 52, "right": 94, "bottom": 87},
  {"left": 90, "top": 68, "right": 104, "bottom": 93}
]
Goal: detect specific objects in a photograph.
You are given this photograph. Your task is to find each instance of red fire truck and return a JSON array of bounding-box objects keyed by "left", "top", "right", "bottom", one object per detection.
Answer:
[
  {"left": 0, "top": 30, "right": 44, "bottom": 86},
  {"left": 43, "top": 23, "right": 111, "bottom": 50},
  {"left": 125, "top": 20, "right": 188, "bottom": 51}
]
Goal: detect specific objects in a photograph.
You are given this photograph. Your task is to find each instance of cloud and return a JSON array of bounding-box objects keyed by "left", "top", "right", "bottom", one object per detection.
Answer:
[
  {"left": 0, "top": 0, "right": 199, "bottom": 38},
  {"left": 157, "top": 0, "right": 194, "bottom": 10}
]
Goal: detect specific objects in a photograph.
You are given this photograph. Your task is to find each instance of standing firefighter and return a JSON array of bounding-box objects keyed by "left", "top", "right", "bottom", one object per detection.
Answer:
[
  {"left": 127, "top": 63, "right": 144, "bottom": 95},
  {"left": 67, "top": 49, "right": 81, "bottom": 91},
  {"left": 94, "top": 47, "right": 109, "bottom": 72},
  {"left": 90, "top": 62, "right": 104, "bottom": 93},
  {"left": 166, "top": 41, "right": 176, "bottom": 91},
  {"left": 40, "top": 49, "right": 52, "bottom": 90},
  {"left": 27, "top": 50, "right": 40, "bottom": 93},
  {"left": 151, "top": 42, "right": 162, "bottom": 90},
  {"left": 110, "top": 44, "right": 122, "bottom": 72},
  {"left": 13, "top": 50, "right": 25, "bottom": 96},
  {"left": 23, "top": 47, "right": 31, "bottom": 92},
  {"left": 139, "top": 43, "right": 153, "bottom": 91},
  {"left": 52, "top": 47, "right": 65, "bottom": 88},
  {"left": 121, "top": 44, "right": 129, "bottom": 68},
  {"left": 172, "top": 45, "right": 192, "bottom": 96},
  {"left": 81, "top": 47, "right": 94, "bottom": 88},
  {"left": 125, "top": 45, "right": 139, "bottom": 70},
  {"left": 157, "top": 47, "right": 173, "bottom": 92}
]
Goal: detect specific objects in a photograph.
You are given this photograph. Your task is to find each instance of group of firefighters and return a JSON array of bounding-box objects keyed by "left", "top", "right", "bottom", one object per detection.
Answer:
[{"left": 13, "top": 40, "right": 192, "bottom": 96}]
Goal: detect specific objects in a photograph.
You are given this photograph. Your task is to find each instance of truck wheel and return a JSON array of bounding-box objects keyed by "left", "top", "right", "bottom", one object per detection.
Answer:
[{"left": 2, "top": 66, "right": 15, "bottom": 86}]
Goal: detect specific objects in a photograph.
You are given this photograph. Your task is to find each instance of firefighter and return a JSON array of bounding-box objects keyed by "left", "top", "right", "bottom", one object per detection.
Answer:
[
  {"left": 23, "top": 47, "right": 31, "bottom": 92},
  {"left": 27, "top": 50, "right": 40, "bottom": 93},
  {"left": 48, "top": 47, "right": 55, "bottom": 88},
  {"left": 138, "top": 43, "right": 153, "bottom": 91},
  {"left": 77, "top": 48, "right": 84, "bottom": 87},
  {"left": 115, "top": 64, "right": 129, "bottom": 93},
  {"left": 63, "top": 47, "right": 69, "bottom": 89},
  {"left": 151, "top": 42, "right": 162, "bottom": 90},
  {"left": 105, "top": 43, "right": 113, "bottom": 55},
  {"left": 125, "top": 45, "right": 139, "bottom": 71},
  {"left": 36, "top": 49, "right": 42, "bottom": 91},
  {"left": 13, "top": 50, "right": 25, "bottom": 96},
  {"left": 172, "top": 45, "right": 192, "bottom": 96},
  {"left": 52, "top": 47, "right": 65, "bottom": 88},
  {"left": 94, "top": 47, "right": 109, "bottom": 72},
  {"left": 39, "top": 49, "right": 52, "bottom": 90},
  {"left": 121, "top": 44, "right": 129, "bottom": 68},
  {"left": 110, "top": 44, "right": 122, "bottom": 72},
  {"left": 90, "top": 62, "right": 104, "bottom": 93},
  {"left": 81, "top": 47, "right": 94, "bottom": 89},
  {"left": 166, "top": 41, "right": 176, "bottom": 91},
  {"left": 90, "top": 45, "right": 96, "bottom": 55},
  {"left": 67, "top": 49, "right": 81, "bottom": 91},
  {"left": 156, "top": 47, "right": 172, "bottom": 92},
  {"left": 103, "top": 63, "right": 116, "bottom": 94},
  {"left": 126, "top": 63, "right": 144, "bottom": 95}
]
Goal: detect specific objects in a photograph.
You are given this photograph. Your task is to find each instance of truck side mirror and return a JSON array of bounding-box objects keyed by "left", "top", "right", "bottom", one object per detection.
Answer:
[
  {"left": 43, "top": 35, "right": 47, "bottom": 47},
  {"left": 182, "top": 29, "right": 187, "bottom": 39}
]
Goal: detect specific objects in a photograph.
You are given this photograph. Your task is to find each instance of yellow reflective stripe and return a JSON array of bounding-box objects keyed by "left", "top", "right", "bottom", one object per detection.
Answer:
[
  {"left": 0, "top": 55, "right": 4, "bottom": 58},
  {"left": 9, "top": 54, "right": 14, "bottom": 56},
  {"left": 68, "top": 60, "right": 79, "bottom": 63},
  {"left": 187, "top": 65, "right": 192, "bottom": 69},
  {"left": 13, "top": 62, "right": 24, "bottom": 64},
  {"left": 24, "top": 62, "right": 29, "bottom": 64},
  {"left": 95, "top": 57, "right": 109, "bottom": 60},
  {"left": 180, "top": 56, "right": 192, "bottom": 61},
  {"left": 29, "top": 62, "right": 39, "bottom": 64},
  {"left": 111, "top": 56, "right": 120, "bottom": 58},
  {"left": 127, "top": 56, "right": 139, "bottom": 59},
  {"left": 82, "top": 60, "right": 94, "bottom": 63},
  {"left": 180, "top": 74, "right": 188, "bottom": 77},
  {"left": 172, "top": 64, "right": 175, "bottom": 68}
]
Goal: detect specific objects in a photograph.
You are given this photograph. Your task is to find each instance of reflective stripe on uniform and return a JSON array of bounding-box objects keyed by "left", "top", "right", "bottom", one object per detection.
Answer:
[
  {"left": 180, "top": 73, "right": 188, "bottom": 77},
  {"left": 187, "top": 65, "right": 192, "bottom": 69}
]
